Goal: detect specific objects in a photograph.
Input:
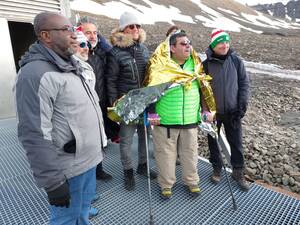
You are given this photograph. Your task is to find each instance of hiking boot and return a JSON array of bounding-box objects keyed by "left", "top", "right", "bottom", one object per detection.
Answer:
[
  {"left": 187, "top": 185, "right": 201, "bottom": 197},
  {"left": 232, "top": 169, "right": 250, "bottom": 192},
  {"left": 96, "top": 170, "right": 113, "bottom": 181},
  {"left": 136, "top": 163, "right": 157, "bottom": 179},
  {"left": 211, "top": 167, "right": 221, "bottom": 184},
  {"left": 160, "top": 188, "right": 172, "bottom": 199},
  {"left": 124, "top": 169, "right": 135, "bottom": 191},
  {"left": 89, "top": 207, "right": 98, "bottom": 218}
]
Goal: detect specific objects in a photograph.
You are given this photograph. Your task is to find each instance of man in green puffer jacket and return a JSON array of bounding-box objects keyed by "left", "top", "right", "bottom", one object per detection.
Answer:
[{"left": 145, "top": 31, "right": 208, "bottom": 199}]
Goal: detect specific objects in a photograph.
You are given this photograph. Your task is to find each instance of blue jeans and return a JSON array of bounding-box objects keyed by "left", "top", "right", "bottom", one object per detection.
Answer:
[{"left": 49, "top": 166, "right": 96, "bottom": 225}]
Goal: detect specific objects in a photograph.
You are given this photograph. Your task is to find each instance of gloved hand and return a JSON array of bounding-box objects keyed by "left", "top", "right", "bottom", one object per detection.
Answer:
[
  {"left": 47, "top": 181, "right": 70, "bottom": 208},
  {"left": 230, "top": 111, "right": 241, "bottom": 129},
  {"left": 238, "top": 105, "right": 247, "bottom": 118},
  {"left": 147, "top": 113, "right": 160, "bottom": 126}
]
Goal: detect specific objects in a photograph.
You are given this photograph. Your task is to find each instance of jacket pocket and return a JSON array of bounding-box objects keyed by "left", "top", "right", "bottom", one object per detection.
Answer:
[{"left": 63, "top": 139, "right": 76, "bottom": 153}]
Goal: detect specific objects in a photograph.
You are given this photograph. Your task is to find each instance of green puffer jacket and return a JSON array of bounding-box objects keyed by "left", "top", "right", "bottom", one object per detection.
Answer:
[{"left": 155, "top": 79, "right": 201, "bottom": 125}]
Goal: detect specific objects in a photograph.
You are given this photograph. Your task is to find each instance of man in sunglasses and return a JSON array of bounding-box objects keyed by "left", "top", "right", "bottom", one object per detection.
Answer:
[
  {"left": 77, "top": 16, "right": 120, "bottom": 182},
  {"left": 15, "top": 12, "right": 106, "bottom": 224},
  {"left": 203, "top": 28, "right": 250, "bottom": 191},
  {"left": 144, "top": 31, "right": 206, "bottom": 199},
  {"left": 106, "top": 11, "right": 157, "bottom": 191}
]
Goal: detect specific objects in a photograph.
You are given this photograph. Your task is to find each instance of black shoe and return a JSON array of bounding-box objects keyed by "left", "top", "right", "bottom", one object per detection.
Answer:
[
  {"left": 124, "top": 169, "right": 135, "bottom": 191},
  {"left": 211, "top": 167, "right": 221, "bottom": 184},
  {"left": 96, "top": 170, "right": 113, "bottom": 181},
  {"left": 232, "top": 169, "right": 250, "bottom": 192},
  {"left": 136, "top": 163, "right": 157, "bottom": 179}
]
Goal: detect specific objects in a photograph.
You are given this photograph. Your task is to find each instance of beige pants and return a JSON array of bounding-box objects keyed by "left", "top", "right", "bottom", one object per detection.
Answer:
[{"left": 152, "top": 126, "right": 199, "bottom": 189}]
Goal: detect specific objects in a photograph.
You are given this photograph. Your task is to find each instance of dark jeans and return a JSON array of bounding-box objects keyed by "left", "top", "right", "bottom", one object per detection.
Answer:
[{"left": 208, "top": 114, "right": 244, "bottom": 170}]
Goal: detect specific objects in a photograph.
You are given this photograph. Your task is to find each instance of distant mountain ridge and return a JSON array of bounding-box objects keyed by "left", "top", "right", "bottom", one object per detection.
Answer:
[{"left": 252, "top": 0, "right": 300, "bottom": 22}]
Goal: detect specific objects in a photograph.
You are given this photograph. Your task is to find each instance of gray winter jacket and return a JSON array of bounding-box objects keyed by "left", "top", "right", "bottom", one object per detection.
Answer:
[
  {"left": 203, "top": 48, "right": 250, "bottom": 115},
  {"left": 15, "top": 42, "right": 105, "bottom": 192}
]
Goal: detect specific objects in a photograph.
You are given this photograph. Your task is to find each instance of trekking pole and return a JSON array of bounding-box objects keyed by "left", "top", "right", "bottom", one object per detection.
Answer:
[
  {"left": 214, "top": 125, "right": 238, "bottom": 211},
  {"left": 143, "top": 111, "right": 155, "bottom": 225}
]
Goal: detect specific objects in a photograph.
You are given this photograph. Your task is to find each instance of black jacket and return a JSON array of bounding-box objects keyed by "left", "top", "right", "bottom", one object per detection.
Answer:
[
  {"left": 87, "top": 36, "right": 111, "bottom": 109},
  {"left": 106, "top": 28, "right": 149, "bottom": 106},
  {"left": 203, "top": 48, "right": 250, "bottom": 115}
]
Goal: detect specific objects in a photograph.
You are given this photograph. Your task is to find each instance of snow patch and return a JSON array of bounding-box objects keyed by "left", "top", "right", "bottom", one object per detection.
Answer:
[
  {"left": 71, "top": 0, "right": 195, "bottom": 25},
  {"left": 217, "top": 7, "right": 239, "bottom": 16},
  {"left": 267, "top": 10, "right": 274, "bottom": 16},
  {"left": 245, "top": 61, "right": 300, "bottom": 80},
  {"left": 70, "top": 0, "right": 300, "bottom": 33},
  {"left": 191, "top": 0, "right": 261, "bottom": 32},
  {"left": 241, "top": 11, "right": 300, "bottom": 29}
]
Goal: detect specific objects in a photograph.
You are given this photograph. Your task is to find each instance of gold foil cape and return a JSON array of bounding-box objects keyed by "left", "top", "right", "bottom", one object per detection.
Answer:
[{"left": 144, "top": 37, "right": 216, "bottom": 114}]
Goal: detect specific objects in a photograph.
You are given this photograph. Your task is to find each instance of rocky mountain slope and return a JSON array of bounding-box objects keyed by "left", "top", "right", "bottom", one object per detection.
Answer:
[
  {"left": 253, "top": 0, "right": 300, "bottom": 22},
  {"left": 72, "top": 0, "right": 300, "bottom": 194}
]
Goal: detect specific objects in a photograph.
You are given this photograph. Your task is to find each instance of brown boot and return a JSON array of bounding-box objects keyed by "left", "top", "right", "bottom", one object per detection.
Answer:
[
  {"left": 232, "top": 169, "right": 250, "bottom": 192},
  {"left": 211, "top": 167, "right": 221, "bottom": 184}
]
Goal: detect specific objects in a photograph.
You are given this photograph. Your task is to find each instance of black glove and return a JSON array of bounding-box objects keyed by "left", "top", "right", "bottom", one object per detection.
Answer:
[
  {"left": 230, "top": 111, "right": 241, "bottom": 129},
  {"left": 238, "top": 105, "right": 247, "bottom": 118},
  {"left": 47, "top": 181, "right": 70, "bottom": 208}
]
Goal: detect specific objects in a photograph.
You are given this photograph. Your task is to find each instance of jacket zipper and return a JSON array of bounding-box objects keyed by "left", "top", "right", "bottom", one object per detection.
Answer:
[
  {"left": 133, "top": 58, "right": 141, "bottom": 88},
  {"left": 80, "top": 76, "right": 104, "bottom": 147},
  {"left": 182, "top": 85, "right": 185, "bottom": 124},
  {"left": 129, "top": 61, "right": 136, "bottom": 81}
]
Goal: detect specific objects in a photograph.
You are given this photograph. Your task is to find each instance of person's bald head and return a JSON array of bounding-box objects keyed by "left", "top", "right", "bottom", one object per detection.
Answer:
[
  {"left": 34, "top": 12, "right": 65, "bottom": 37},
  {"left": 33, "top": 12, "right": 77, "bottom": 59}
]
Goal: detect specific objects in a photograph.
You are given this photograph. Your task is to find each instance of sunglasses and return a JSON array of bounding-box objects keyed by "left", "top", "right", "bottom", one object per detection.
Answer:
[
  {"left": 79, "top": 41, "right": 92, "bottom": 49},
  {"left": 127, "top": 24, "right": 141, "bottom": 30},
  {"left": 179, "top": 40, "right": 192, "bottom": 46}
]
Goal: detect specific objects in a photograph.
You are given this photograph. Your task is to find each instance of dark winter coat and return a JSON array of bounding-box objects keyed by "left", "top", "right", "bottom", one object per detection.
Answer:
[
  {"left": 106, "top": 28, "right": 149, "bottom": 106},
  {"left": 203, "top": 48, "right": 250, "bottom": 116},
  {"left": 87, "top": 35, "right": 112, "bottom": 109}
]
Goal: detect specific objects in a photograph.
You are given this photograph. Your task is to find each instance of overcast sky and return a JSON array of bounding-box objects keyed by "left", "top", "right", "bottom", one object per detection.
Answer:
[{"left": 235, "top": 0, "right": 290, "bottom": 5}]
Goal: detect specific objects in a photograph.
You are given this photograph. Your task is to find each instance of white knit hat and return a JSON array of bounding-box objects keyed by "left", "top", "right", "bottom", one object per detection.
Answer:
[
  {"left": 119, "top": 12, "right": 140, "bottom": 31},
  {"left": 210, "top": 28, "right": 230, "bottom": 49}
]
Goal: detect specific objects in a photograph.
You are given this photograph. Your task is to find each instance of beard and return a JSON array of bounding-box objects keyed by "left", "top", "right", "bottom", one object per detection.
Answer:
[
  {"left": 75, "top": 52, "right": 88, "bottom": 61},
  {"left": 66, "top": 47, "right": 76, "bottom": 56}
]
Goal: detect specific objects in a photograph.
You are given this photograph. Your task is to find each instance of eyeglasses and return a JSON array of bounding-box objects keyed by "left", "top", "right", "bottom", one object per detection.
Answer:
[
  {"left": 43, "top": 26, "right": 76, "bottom": 33},
  {"left": 127, "top": 24, "right": 141, "bottom": 30},
  {"left": 79, "top": 42, "right": 92, "bottom": 49},
  {"left": 179, "top": 40, "right": 192, "bottom": 46}
]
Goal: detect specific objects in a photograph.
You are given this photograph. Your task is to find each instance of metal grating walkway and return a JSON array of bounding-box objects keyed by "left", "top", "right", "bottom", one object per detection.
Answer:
[{"left": 0, "top": 118, "right": 299, "bottom": 225}]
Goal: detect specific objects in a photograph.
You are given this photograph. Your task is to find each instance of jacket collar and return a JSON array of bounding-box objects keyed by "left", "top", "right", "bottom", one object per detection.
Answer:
[
  {"left": 19, "top": 41, "right": 76, "bottom": 73},
  {"left": 110, "top": 28, "right": 146, "bottom": 48},
  {"left": 206, "top": 47, "right": 233, "bottom": 61}
]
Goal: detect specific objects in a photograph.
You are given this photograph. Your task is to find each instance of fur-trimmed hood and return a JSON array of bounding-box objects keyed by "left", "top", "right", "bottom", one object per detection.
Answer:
[{"left": 110, "top": 28, "right": 146, "bottom": 48}]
